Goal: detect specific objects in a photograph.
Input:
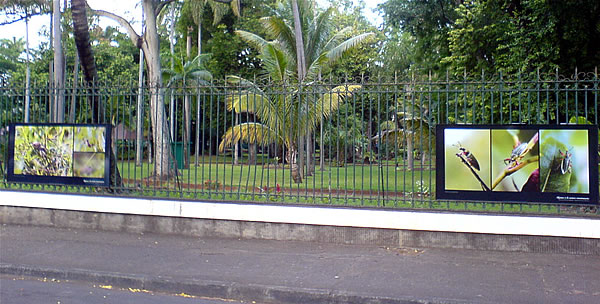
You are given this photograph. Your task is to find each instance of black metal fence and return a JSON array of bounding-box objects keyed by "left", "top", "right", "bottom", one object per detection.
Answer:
[{"left": 1, "top": 72, "right": 598, "bottom": 216}]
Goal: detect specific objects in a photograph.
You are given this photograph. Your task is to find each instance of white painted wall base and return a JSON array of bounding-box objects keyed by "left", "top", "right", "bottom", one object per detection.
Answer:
[{"left": 1, "top": 190, "right": 598, "bottom": 239}]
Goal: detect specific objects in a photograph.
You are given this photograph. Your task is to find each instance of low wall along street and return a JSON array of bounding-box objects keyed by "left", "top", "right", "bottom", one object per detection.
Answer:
[{"left": 1, "top": 190, "right": 599, "bottom": 255}]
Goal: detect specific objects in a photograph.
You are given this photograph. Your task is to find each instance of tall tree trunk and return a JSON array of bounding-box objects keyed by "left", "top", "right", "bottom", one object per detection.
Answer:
[
  {"left": 72, "top": 0, "right": 103, "bottom": 122},
  {"left": 197, "top": 20, "right": 202, "bottom": 56},
  {"left": 49, "top": 13, "right": 53, "bottom": 114},
  {"left": 136, "top": 48, "right": 145, "bottom": 165},
  {"left": 195, "top": 89, "right": 201, "bottom": 166},
  {"left": 306, "top": 131, "right": 312, "bottom": 176},
  {"left": 297, "top": 133, "right": 304, "bottom": 179},
  {"left": 234, "top": 114, "right": 239, "bottom": 165},
  {"left": 287, "top": 146, "right": 302, "bottom": 183},
  {"left": 406, "top": 134, "right": 414, "bottom": 171},
  {"left": 91, "top": 0, "right": 175, "bottom": 179},
  {"left": 291, "top": 0, "right": 306, "bottom": 81},
  {"left": 24, "top": 9, "right": 31, "bottom": 123},
  {"left": 169, "top": 22, "right": 177, "bottom": 141},
  {"left": 319, "top": 116, "right": 324, "bottom": 171},
  {"left": 69, "top": 54, "right": 79, "bottom": 123},
  {"left": 291, "top": 0, "right": 309, "bottom": 181},
  {"left": 248, "top": 143, "right": 256, "bottom": 165},
  {"left": 318, "top": 71, "right": 324, "bottom": 171},
  {"left": 135, "top": 4, "right": 145, "bottom": 166},
  {"left": 186, "top": 26, "right": 192, "bottom": 58},
  {"left": 168, "top": 6, "right": 177, "bottom": 161},
  {"left": 183, "top": 93, "right": 191, "bottom": 168},
  {"left": 142, "top": 0, "right": 174, "bottom": 179},
  {"left": 72, "top": 0, "right": 121, "bottom": 187},
  {"left": 52, "top": 0, "right": 65, "bottom": 123}
]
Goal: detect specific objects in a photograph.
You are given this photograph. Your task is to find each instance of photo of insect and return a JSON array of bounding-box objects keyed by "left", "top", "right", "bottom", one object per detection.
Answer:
[
  {"left": 31, "top": 141, "right": 47, "bottom": 157},
  {"left": 504, "top": 141, "right": 528, "bottom": 167},
  {"left": 454, "top": 142, "right": 480, "bottom": 171},
  {"left": 559, "top": 148, "right": 573, "bottom": 174},
  {"left": 14, "top": 126, "right": 73, "bottom": 176}
]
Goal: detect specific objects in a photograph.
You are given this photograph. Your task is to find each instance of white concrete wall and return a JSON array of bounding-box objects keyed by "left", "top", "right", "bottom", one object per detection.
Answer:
[{"left": 1, "top": 190, "right": 598, "bottom": 239}]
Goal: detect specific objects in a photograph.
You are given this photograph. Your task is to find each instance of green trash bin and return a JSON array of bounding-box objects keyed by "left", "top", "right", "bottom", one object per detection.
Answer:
[{"left": 171, "top": 142, "right": 190, "bottom": 169}]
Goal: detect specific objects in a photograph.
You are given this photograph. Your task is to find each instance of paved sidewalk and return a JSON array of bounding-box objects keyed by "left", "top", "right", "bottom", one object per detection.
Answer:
[{"left": 1, "top": 224, "right": 599, "bottom": 304}]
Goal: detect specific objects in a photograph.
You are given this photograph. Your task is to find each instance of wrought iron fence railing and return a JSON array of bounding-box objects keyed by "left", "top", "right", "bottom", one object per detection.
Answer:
[{"left": 1, "top": 73, "right": 598, "bottom": 216}]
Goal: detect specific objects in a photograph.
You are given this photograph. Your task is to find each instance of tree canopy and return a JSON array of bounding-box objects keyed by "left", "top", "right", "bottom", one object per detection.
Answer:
[{"left": 379, "top": 0, "right": 600, "bottom": 76}]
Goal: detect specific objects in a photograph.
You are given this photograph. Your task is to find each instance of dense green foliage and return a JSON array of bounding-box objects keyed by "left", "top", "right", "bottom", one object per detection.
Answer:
[
  {"left": 0, "top": 38, "right": 25, "bottom": 81},
  {"left": 379, "top": 0, "right": 600, "bottom": 76},
  {"left": 1, "top": 0, "right": 598, "bottom": 85}
]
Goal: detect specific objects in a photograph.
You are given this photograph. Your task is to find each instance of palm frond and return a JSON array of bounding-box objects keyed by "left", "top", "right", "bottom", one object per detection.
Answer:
[
  {"left": 326, "top": 32, "right": 375, "bottom": 62},
  {"left": 226, "top": 92, "right": 270, "bottom": 114},
  {"left": 379, "top": 121, "right": 397, "bottom": 131},
  {"left": 225, "top": 77, "right": 282, "bottom": 129},
  {"left": 305, "top": 7, "right": 334, "bottom": 65},
  {"left": 235, "top": 30, "right": 268, "bottom": 50},
  {"left": 260, "top": 16, "right": 297, "bottom": 59},
  {"left": 231, "top": 0, "right": 241, "bottom": 17},
  {"left": 260, "top": 43, "right": 290, "bottom": 82},
  {"left": 320, "top": 26, "right": 352, "bottom": 53},
  {"left": 208, "top": 0, "right": 229, "bottom": 25},
  {"left": 307, "top": 85, "right": 362, "bottom": 129},
  {"left": 226, "top": 75, "right": 264, "bottom": 95},
  {"left": 297, "top": 0, "right": 315, "bottom": 33},
  {"left": 189, "top": 70, "right": 212, "bottom": 82},
  {"left": 372, "top": 128, "right": 407, "bottom": 144},
  {"left": 304, "top": 52, "right": 329, "bottom": 81},
  {"left": 162, "top": 69, "right": 176, "bottom": 81},
  {"left": 188, "top": 53, "right": 212, "bottom": 67},
  {"left": 318, "top": 84, "right": 361, "bottom": 116},
  {"left": 218, "top": 122, "right": 281, "bottom": 152},
  {"left": 188, "top": 0, "right": 207, "bottom": 25},
  {"left": 162, "top": 69, "right": 183, "bottom": 87}
]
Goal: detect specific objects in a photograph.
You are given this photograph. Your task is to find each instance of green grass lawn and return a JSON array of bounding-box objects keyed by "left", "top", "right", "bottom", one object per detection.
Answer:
[{"left": 117, "top": 159, "right": 435, "bottom": 194}]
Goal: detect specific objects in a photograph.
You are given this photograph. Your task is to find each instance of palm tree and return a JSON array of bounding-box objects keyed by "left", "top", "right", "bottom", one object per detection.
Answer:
[
  {"left": 222, "top": 0, "right": 375, "bottom": 182},
  {"left": 237, "top": 0, "right": 374, "bottom": 83},
  {"left": 376, "top": 96, "right": 434, "bottom": 171},
  {"left": 71, "top": 0, "right": 125, "bottom": 187},
  {"left": 71, "top": 0, "right": 104, "bottom": 121},
  {"left": 219, "top": 75, "right": 361, "bottom": 183},
  {"left": 185, "top": 0, "right": 240, "bottom": 56},
  {"left": 162, "top": 54, "right": 213, "bottom": 168},
  {"left": 51, "top": 0, "right": 65, "bottom": 123}
]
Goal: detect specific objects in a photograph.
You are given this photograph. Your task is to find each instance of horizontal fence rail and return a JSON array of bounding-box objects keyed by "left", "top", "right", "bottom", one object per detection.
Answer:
[{"left": 1, "top": 73, "right": 599, "bottom": 216}]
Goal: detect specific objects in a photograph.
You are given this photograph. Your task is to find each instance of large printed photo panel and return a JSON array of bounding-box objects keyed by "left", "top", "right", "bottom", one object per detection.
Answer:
[
  {"left": 436, "top": 124, "right": 598, "bottom": 204},
  {"left": 7, "top": 123, "right": 112, "bottom": 187}
]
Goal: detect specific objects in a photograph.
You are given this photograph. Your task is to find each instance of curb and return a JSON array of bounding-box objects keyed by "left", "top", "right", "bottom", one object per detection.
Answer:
[{"left": 0, "top": 264, "right": 448, "bottom": 304}]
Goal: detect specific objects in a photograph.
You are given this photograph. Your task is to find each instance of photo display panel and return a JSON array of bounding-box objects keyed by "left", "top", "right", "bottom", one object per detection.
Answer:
[
  {"left": 436, "top": 124, "right": 598, "bottom": 204},
  {"left": 7, "top": 123, "right": 112, "bottom": 187}
]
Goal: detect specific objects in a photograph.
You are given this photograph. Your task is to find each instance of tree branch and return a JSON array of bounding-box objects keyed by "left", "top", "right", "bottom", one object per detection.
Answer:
[
  {"left": 89, "top": 6, "right": 141, "bottom": 48},
  {"left": 0, "top": 15, "right": 32, "bottom": 26},
  {"left": 456, "top": 153, "right": 491, "bottom": 192},
  {"left": 155, "top": 0, "right": 178, "bottom": 16},
  {"left": 492, "top": 132, "right": 540, "bottom": 190},
  {"left": 491, "top": 155, "right": 539, "bottom": 190}
]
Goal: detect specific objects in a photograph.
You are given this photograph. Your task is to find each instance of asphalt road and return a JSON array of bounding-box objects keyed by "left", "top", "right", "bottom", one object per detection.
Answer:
[
  {"left": 2, "top": 224, "right": 600, "bottom": 304},
  {"left": 0, "top": 275, "right": 246, "bottom": 304}
]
